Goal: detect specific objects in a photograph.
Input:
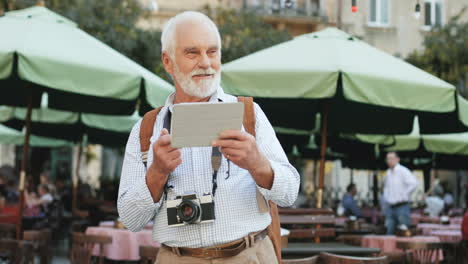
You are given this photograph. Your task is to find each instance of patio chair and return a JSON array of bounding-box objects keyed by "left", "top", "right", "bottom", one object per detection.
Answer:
[
  {"left": 0, "top": 238, "right": 34, "bottom": 264},
  {"left": 319, "top": 252, "right": 388, "bottom": 264},
  {"left": 23, "top": 229, "right": 52, "bottom": 264},
  {"left": 139, "top": 245, "right": 159, "bottom": 264},
  {"left": 282, "top": 256, "right": 319, "bottom": 264},
  {"left": 337, "top": 235, "right": 364, "bottom": 246},
  {"left": 0, "top": 223, "right": 16, "bottom": 238},
  {"left": 70, "top": 232, "right": 112, "bottom": 264}
]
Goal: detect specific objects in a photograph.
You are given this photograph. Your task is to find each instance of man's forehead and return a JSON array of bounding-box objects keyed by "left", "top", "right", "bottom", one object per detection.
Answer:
[{"left": 174, "top": 20, "right": 219, "bottom": 49}]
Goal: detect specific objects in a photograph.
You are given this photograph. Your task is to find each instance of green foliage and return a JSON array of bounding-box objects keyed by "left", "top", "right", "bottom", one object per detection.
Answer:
[
  {"left": 205, "top": 7, "right": 292, "bottom": 63},
  {"left": 406, "top": 9, "right": 468, "bottom": 97},
  {"left": 12, "top": 1, "right": 291, "bottom": 82}
]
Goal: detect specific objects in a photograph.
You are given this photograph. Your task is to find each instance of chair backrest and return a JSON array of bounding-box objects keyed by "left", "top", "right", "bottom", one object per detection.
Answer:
[
  {"left": 282, "top": 256, "right": 319, "bottom": 264},
  {"left": 71, "top": 232, "right": 112, "bottom": 264},
  {"left": 0, "top": 238, "right": 34, "bottom": 264},
  {"left": 23, "top": 229, "right": 52, "bottom": 264},
  {"left": 337, "top": 235, "right": 364, "bottom": 247},
  {"left": 139, "top": 245, "right": 159, "bottom": 264},
  {"left": 288, "top": 228, "right": 336, "bottom": 239},
  {"left": 0, "top": 223, "right": 16, "bottom": 238},
  {"left": 396, "top": 241, "right": 445, "bottom": 264},
  {"left": 319, "top": 252, "right": 388, "bottom": 264}
]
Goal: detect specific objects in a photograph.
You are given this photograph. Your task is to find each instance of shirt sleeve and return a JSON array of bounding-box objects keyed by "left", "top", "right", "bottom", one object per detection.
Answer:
[
  {"left": 252, "top": 103, "right": 300, "bottom": 207},
  {"left": 117, "top": 120, "right": 162, "bottom": 232}
]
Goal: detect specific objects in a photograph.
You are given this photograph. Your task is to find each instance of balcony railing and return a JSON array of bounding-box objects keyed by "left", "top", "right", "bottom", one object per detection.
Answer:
[{"left": 240, "top": 0, "right": 322, "bottom": 17}]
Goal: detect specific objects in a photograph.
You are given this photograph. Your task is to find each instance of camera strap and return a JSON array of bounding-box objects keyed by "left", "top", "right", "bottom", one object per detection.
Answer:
[{"left": 163, "top": 109, "right": 222, "bottom": 197}]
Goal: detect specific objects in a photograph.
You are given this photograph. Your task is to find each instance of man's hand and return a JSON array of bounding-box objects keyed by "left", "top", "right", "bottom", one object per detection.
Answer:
[
  {"left": 212, "top": 130, "right": 273, "bottom": 189},
  {"left": 146, "top": 128, "right": 182, "bottom": 202}
]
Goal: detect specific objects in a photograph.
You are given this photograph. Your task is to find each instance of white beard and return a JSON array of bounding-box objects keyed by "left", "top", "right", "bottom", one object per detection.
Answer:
[{"left": 173, "top": 64, "right": 220, "bottom": 98}]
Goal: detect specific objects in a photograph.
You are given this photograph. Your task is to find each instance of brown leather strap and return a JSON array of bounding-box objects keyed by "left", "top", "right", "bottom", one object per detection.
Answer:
[
  {"left": 162, "top": 229, "right": 268, "bottom": 259},
  {"left": 237, "top": 96, "right": 281, "bottom": 263},
  {"left": 139, "top": 107, "right": 163, "bottom": 164},
  {"left": 237, "top": 96, "right": 256, "bottom": 137}
]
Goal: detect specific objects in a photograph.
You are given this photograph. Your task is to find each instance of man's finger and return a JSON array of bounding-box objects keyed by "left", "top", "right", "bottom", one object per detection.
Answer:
[
  {"left": 165, "top": 149, "right": 181, "bottom": 160},
  {"left": 157, "top": 134, "right": 172, "bottom": 146},
  {"left": 217, "top": 130, "right": 248, "bottom": 141},
  {"left": 168, "top": 158, "right": 182, "bottom": 170},
  {"left": 160, "top": 128, "right": 169, "bottom": 136},
  {"left": 212, "top": 139, "right": 243, "bottom": 149},
  {"left": 221, "top": 148, "right": 243, "bottom": 158}
]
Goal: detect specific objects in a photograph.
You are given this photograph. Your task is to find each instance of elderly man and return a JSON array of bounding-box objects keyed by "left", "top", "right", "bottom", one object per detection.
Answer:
[
  {"left": 118, "top": 11, "right": 299, "bottom": 263},
  {"left": 383, "top": 152, "right": 418, "bottom": 234}
]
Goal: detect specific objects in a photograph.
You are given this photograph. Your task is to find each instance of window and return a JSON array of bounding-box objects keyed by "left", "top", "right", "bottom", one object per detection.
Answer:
[
  {"left": 369, "top": 0, "right": 389, "bottom": 26},
  {"left": 424, "top": 0, "right": 443, "bottom": 28}
]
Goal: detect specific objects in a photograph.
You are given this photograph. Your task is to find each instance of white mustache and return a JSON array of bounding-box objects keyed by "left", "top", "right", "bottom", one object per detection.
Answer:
[{"left": 191, "top": 68, "right": 217, "bottom": 77}]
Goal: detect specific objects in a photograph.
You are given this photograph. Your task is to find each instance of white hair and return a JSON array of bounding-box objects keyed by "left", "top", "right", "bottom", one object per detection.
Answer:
[{"left": 161, "top": 11, "right": 222, "bottom": 58}]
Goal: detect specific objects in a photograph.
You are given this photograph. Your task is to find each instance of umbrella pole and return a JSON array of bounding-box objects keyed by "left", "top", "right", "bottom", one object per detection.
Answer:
[
  {"left": 16, "top": 95, "right": 33, "bottom": 240},
  {"left": 72, "top": 141, "right": 83, "bottom": 214},
  {"left": 316, "top": 104, "right": 329, "bottom": 209}
]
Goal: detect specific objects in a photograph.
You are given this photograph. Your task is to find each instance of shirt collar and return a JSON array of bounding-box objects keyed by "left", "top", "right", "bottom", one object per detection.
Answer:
[{"left": 164, "top": 86, "right": 227, "bottom": 112}]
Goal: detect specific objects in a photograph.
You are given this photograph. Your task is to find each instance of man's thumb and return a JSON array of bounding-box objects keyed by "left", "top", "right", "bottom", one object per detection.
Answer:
[{"left": 160, "top": 128, "right": 169, "bottom": 136}]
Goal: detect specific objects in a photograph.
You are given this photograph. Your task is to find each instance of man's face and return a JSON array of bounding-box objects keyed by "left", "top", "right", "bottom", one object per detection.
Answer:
[
  {"left": 163, "top": 20, "right": 222, "bottom": 98},
  {"left": 38, "top": 186, "right": 45, "bottom": 196},
  {"left": 386, "top": 153, "right": 399, "bottom": 169},
  {"left": 351, "top": 186, "right": 357, "bottom": 196}
]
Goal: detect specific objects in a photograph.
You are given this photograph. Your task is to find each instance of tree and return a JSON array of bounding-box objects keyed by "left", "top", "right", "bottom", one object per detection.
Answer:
[
  {"left": 205, "top": 7, "right": 292, "bottom": 63},
  {"left": 406, "top": 9, "right": 468, "bottom": 97}
]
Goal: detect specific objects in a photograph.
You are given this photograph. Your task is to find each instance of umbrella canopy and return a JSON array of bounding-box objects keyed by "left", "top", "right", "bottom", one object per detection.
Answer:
[
  {"left": 0, "top": 104, "right": 139, "bottom": 147},
  {"left": 0, "top": 6, "right": 173, "bottom": 114},
  {"left": 222, "top": 27, "right": 466, "bottom": 134},
  {"left": 0, "top": 123, "right": 70, "bottom": 147}
]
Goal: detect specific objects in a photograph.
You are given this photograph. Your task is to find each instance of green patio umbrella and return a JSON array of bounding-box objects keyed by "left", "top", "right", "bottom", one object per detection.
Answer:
[
  {"left": 221, "top": 27, "right": 467, "bottom": 208},
  {"left": 0, "top": 6, "right": 173, "bottom": 114},
  {"left": 0, "top": 124, "right": 70, "bottom": 147},
  {"left": 0, "top": 103, "right": 140, "bottom": 148},
  {"left": 0, "top": 6, "right": 173, "bottom": 238}
]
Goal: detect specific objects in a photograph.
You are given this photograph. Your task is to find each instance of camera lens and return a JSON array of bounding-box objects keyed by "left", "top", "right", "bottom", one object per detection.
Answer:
[{"left": 176, "top": 200, "right": 200, "bottom": 224}]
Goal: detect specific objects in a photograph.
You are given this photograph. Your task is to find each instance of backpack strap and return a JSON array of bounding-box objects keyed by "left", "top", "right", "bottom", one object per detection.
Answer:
[
  {"left": 140, "top": 107, "right": 164, "bottom": 166},
  {"left": 237, "top": 96, "right": 256, "bottom": 137},
  {"left": 237, "top": 96, "right": 282, "bottom": 264}
]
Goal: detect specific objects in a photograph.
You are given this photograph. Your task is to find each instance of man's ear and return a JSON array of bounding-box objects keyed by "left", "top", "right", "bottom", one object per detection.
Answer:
[{"left": 162, "top": 52, "right": 174, "bottom": 76}]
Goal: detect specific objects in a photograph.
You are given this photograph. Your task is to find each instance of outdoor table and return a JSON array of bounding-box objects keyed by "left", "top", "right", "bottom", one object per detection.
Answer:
[
  {"left": 429, "top": 230, "right": 462, "bottom": 243},
  {"left": 280, "top": 215, "right": 335, "bottom": 225},
  {"left": 417, "top": 223, "right": 460, "bottom": 235},
  {"left": 411, "top": 213, "right": 440, "bottom": 225},
  {"left": 362, "top": 235, "right": 441, "bottom": 253},
  {"left": 335, "top": 228, "right": 375, "bottom": 236},
  {"left": 362, "top": 235, "right": 442, "bottom": 261},
  {"left": 282, "top": 242, "right": 380, "bottom": 258},
  {"left": 85, "top": 226, "right": 160, "bottom": 261},
  {"left": 450, "top": 217, "right": 464, "bottom": 225}
]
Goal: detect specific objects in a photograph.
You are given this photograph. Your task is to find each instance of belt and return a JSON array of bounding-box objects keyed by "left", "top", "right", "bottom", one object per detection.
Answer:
[
  {"left": 390, "top": 201, "right": 409, "bottom": 208},
  {"left": 162, "top": 229, "right": 268, "bottom": 259}
]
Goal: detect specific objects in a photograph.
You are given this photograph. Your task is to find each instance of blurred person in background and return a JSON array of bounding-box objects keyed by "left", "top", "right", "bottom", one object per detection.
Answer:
[
  {"left": 40, "top": 171, "right": 57, "bottom": 198},
  {"left": 424, "top": 185, "right": 445, "bottom": 217},
  {"left": 383, "top": 152, "right": 418, "bottom": 234},
  {"left": 342, "top": 183, "right": 362, "bottom": 218}
]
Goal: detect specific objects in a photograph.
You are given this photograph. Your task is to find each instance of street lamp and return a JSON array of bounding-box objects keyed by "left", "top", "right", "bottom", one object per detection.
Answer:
[{"left": 414, "top": 0, "right": 421, "bottom": 20}]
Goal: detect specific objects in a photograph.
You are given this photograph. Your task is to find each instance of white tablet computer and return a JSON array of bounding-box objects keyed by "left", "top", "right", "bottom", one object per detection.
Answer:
[{"left": 170, "top": 102, "right": 244, "bottom": 148}]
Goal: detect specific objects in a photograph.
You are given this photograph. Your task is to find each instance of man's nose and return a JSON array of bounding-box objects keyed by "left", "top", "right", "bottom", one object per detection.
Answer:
[{"left": 198, "top": 53, "right": 210, "bottom": 69}]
